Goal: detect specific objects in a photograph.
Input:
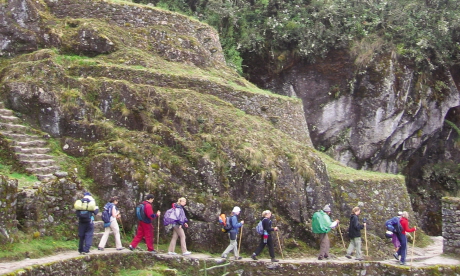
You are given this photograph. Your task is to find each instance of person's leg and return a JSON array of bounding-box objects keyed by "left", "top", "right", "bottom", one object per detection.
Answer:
[
  {"left": 112, "top": 219, "right": 122, "bottom": 249},
  {"left": 399, "top": 234, "right": 407, "bottom": 263},
  {"left": 144, "top": 223, "right": 154, "bottom": 251},
  {"left": 253, "top": 236, "right": 266, "bottom": 256},
  {"left": 319, "top": 233, "right": 328, "bottom": 258},
  {"left": 98, "top": 223, "right": 111, "bottom": 248},
  {"left": 168, "top": 226, "right": 179, "bottom": 252},
  {"left": 131, "top": 222, "right": 145, "bottom": 248},
  {"left": 83, "top": 222, "right": 94, "bottom": 252},
  {"left": 177, "top": 226, "right": 187, "bottom": 253},
  {"left": 346, "top": 237, "right": 356, "bottom": 256},
  {"left": 324, "top": 234, "right": 330, "bottom": 257},
  {"left": 222, "top": 233, "right": 236, "bottom": 257},
  {"left": 78, "top": 223, "right": 86, "bottom": 253},
  {"left": 355, "top": 237, "right": 362, "bottom": 259},
  {"left": 267, "top": 234, "right": 275, "bottom": 259}
]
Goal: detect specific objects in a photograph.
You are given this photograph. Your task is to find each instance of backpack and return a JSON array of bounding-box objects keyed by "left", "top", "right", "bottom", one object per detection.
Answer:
[
  {"left": 312, "top": 210, "right": 332, "bottom": 234},
  {"left": 220, "top": 214, "right": 233, "bottom": 233},
  {"left": 385, "top": 216, "right": 402, "bottom": 233},
  {"left": 136, "top": 202, "right": 147, "bottom": 221},
  {"left": 101, "top": 202, "right": 114, "bottom": 227},
  {"left": 255, "top": 219, "right": 265, "bottom": 235},
  {"left": 74, "top": 197, "right": 96, "bottom": 211},
  {"left": 76, "top": 210, "right": 92, "bottom": 223},
  {"left": 164, "top": 207, "right": 179, "bottom": 226}
]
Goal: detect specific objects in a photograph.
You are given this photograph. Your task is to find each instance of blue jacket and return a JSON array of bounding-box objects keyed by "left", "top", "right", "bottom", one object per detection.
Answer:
[{"left": 229, "top": 215, "right": 243, "bottom": 234}]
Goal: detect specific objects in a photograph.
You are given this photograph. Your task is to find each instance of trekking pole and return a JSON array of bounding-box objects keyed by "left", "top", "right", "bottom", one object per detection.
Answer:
[
  {"left": 276, "top": 231, "right": 284, "bottom": 259},
  {"left": 157, "top": 213, "right": 160, "bottom": 250},
  {"left": 338, "top": 224, "right": 346, "bottom": 249},
  {"left": 364, "top": 224, "right": 368, "bottom": 257},
  {"left": 411, "top": 228, "right": 416, "bottom": 265},
  {"left": 238, "top": 224, "right": 243, "bottom": 256}
]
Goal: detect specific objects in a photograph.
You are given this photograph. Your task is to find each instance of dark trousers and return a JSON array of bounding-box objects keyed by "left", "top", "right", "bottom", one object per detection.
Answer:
[
  {"left": 254, "top": 234, "right": 275, "bottom": 258},
  {"left": 397, "top": 233, "right": 408, "bottom": 263},
  {"left": 78, "top": 222, "right": 94, "bottom": 253}
]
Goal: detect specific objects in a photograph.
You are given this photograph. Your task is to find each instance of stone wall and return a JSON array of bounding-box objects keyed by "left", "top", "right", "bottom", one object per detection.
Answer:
[
  {"left": 442, "top": 197, "right": 460, "bottom": 254},
  {"left": 0, "top": 175, "right": 18, "bottom": 242}
]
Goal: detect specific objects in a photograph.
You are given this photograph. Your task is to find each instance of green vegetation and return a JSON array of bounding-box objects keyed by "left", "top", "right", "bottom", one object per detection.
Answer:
[{"left": 135, "top": 0, "right": 460, "bottom": 74}]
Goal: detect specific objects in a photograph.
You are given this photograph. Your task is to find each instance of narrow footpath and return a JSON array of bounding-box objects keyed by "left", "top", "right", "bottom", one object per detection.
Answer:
[{"left": 0, "top": 236, "right": 458, "bottom": 275}]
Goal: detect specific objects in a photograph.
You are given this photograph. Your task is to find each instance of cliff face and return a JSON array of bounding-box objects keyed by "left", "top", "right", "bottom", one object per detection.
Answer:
[{"left": 0, "top": 0, "right": 414, "bottom": 253}]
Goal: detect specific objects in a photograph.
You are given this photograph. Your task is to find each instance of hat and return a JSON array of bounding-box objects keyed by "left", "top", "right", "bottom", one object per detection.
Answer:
[
  {"left": 84, "top": 192, "right": 91, "bottom": 196},
  {"left": 323, "top": 204, "right": 331, "bottom": 212},
  {"left": 232, "top": 206, "right": 241, "bottom": 213}
]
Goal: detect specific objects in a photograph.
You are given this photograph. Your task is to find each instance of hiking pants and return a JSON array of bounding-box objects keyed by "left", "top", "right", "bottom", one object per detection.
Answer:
[
  {"left": 168, "top": 225, "right": 187, "bottom": 253},
  {"left": 78, "top": 221, "right": 94, "bottom": 253},
  {"left": 318, "top": 233, "right": 330, "bottom": 258},
  {"left": 397, "top": 233, "right": 408, "bottom": 263},
  {"left": 98, "top": 219, "right": 122, "bottom": 249},
  {"left": 131, "top": 221, "right": 155, "bottom": 251},
  {"left": 222, "top": 232, "right": 238, "bottom": 257},
  {"left": 254, "top": 234, "right": 275, "bottom": 258},
  {"left": 346, "top": 237, "right": 362, "bottom": 259}
]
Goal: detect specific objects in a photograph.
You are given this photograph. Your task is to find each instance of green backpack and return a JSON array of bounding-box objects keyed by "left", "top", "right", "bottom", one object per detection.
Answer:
[{"left": 311, "top": 210, "right": 332, "bottom": 234}]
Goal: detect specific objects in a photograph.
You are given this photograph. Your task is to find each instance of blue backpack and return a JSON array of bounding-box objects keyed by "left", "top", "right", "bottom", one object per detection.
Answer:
[
  {"left": 385, "top": 216, "right": 402, "bottom": 233},
  {"left": 101, "top": 203, "right": 114, "bottom": 227},
  {"left": 136, "top": 202, "right": 147, "bottom": 221},
  {"left": 255, "top": 219, "right": 265, "bottom": 235}
]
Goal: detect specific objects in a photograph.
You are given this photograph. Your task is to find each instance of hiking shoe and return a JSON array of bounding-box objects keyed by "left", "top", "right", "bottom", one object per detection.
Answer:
[
  {"left": 400, "top": 261, "right": 407, "bottom": 265},
  {"left": 271, "top": 258, "right": 279, "bottom": 262},
  {"left": 98, "top": 247, "right": 104, "bottom": 251},
  {"left": 251, "top": 254, "right": 258, "bottom": 260},
  {"left": 324, "top": 254, "right": 329, "bottom": 259},
  {"left": 356, "top": 258, "right": 364, "bottom": 261},
  {"left": 168, "top": 252, "right": 177, "bottom": 255},
  {"left": 235, "top": 256, "right": 243, "bottom": 260},
  {"left": 116, "top": 247, "right": 125, "bottom": 251},
  {"left": 345, "top": 255, "right": 352, "bottom": 259},
  {"left": 393, "top": 253, "right": 399, "bottom": 260},
  {"left": 128, "top": 245, "right": 134, "bottom": 251},
  {"left": 183, "top": 251, "right": 192, "bottom": 255},
  {"left": 221, "top": 254, "right": 227, "bottom": 259},
  {"left": 149, "top": 250, "right": 157, "bottom": 254},
  {"left": 318, "top": 256, "right": 323, "bottom": 260}
]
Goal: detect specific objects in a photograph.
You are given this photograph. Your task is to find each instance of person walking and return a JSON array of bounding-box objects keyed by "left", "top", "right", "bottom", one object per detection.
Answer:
[
  {"left": 77, "top": 192, "right": 99, "bottom": 254},
  {"left": 166, "top": 197, "right": 191, "bottom": 255},
  {"left": 251, "top": 210, "right": 279, "bottom": 262},
  {"left": 129, "top": 194, "right": 161, "bottom": 253},
  {"left": 391, "top": 211, "right": 402, "bottom": 260},
  {"left": 221, "top": 206, "right": 244, "bottom": 260},
  {"left": 98, "top": 196, "right": 124, "bottom": 251},
  {"left": 312, "top": 204, "right": 339, "bottom": 260},
  {"left": 345, "top": 207, "right": 365, "bottom": 261},
  {"left": 396, "top": 211, "right": 416, "bottom": 265}
]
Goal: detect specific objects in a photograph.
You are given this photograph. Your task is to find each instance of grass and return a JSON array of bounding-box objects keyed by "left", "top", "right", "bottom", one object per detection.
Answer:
[{"left": 0, "top": 164, "right": 38, "bottom": 188}]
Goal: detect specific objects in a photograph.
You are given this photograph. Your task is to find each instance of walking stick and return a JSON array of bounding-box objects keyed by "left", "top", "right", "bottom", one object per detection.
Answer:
[
  {"left": 364, "top": 224, "right": 368, "bottom": 257},
  {"left": 338, "top": 224, "right": 346, "bottom": 249},
  {"left": 238, "top": 224, "right": 243, "bottom": 256},
  {"left": 276, "top": 231, "right": 284, "bottom": 259},
  {"left": 157, "top": 213, "right": 160, "bottom": 250}
]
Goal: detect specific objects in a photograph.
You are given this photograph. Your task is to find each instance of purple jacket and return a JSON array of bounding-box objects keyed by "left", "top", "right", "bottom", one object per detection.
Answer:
[{"left": 164, "top": 203, "right": 188, "bottom": 226}]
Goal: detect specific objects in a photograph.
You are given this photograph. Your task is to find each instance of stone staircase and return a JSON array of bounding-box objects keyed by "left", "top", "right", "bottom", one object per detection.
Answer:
[{"left": 0, "top": 102, "right": 60, "bottom": 181}]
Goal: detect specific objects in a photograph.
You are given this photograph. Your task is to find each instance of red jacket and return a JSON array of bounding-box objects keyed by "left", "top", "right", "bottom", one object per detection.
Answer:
[
  {"left": 400, "top": 217, "right": 416, "bottom": 234},
  {"left": 142, "top": 201, "right": 157, "bottom": 224}
]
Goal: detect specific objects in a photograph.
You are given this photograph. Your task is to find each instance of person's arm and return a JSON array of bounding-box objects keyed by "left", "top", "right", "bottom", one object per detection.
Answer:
[
  {"left": 263, "top": 218, "right": 275, "bottom": 232},
  {"left": 232, "top": 216, "right": 243, "bottom": 229},
  {"left": 401, "top": 219, "right": 416, "bottom": 232},
  {"left": 145, "top": 203, "right": 156, "bottom": 219}
]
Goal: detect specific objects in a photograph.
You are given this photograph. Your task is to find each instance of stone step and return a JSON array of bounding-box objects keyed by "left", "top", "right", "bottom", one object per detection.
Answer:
[
  {"left": 20, "top": 159, "right": 57, "bottom": 168},
  {"left": 0, "top": 109, "right": 13, "bottom": 116},
  {"left": 0, "top": 131, "right": 41, "bottom": 142},
  {"left": 13, "top": 146, "right": 51, "bottom": 154},
  {"left": 14, "top": 140, "right": 48, "bottom": 147},
  {"left": 25, "top": 165, "right": 60, "bottom": 175},
  {"left": 36, "top": 174, "right": 57, "bottom": 181},
  {"left": 16, "top": 153, "right": 55, "bottom": 161},
  {"left": 0, "top": 114, "right": 20, "bottom": 123},
  {"left": 0, "top": 122, "right": 28, "bottom": 133}
]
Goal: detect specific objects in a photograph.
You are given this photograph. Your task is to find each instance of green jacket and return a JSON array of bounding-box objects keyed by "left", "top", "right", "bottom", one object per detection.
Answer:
[{"left": 312, "top": 210, "right": 333, "bottom": 234}]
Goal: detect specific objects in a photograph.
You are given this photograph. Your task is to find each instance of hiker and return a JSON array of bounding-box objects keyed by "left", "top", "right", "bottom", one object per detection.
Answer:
[
  {"left": 391, "top": 212, "right": 402, "bottom": 260},
  {"left": 76, "top": 192, "right": 99, "bottom": 254},
  {"left": 129, "top": 194, "right": 161, "bottom": 253},
  {"left": 251, "top": 210, "right": 279, "bottom": 262},
  {"left": 166, "top": 197, "right": 191, "bottom": 255},
  {"left": 221, "top": 206, "right": 245, "bottom": 260},
  {"left": 396, "top": 211, "right": 416, "bottom": 265},
  {"left": 345, "top": 207, "right": 365, "bottom": 261},
  {"left": 312, "top": 204, "right": 339, "bottom": 260},
  {"left": 98, "top": 196, "right": 124, "bottom": 251}
]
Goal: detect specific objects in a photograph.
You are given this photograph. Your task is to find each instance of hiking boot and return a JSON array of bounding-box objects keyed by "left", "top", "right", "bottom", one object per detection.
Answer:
[
  {"left": 183, "top": 251, "right": 192, "bottom": 255},
  {"left": 356, "top": 258, "right": 364, "bottom": 261},
  {"left": 318, "top": 256, "right": 323, "bottom": 260},
  {"left": 393, "top": 253, "right": 399, "bottom": 260},
  {"left": 128, "top": 245, "right": 134, "bottom": 251},
  {"left": 98, "top": 247, "right": 104, "bottom": 251},
  {"left": 324, "top": 254, "right": 329, "bottom": 259},
  {"left": 149, "top": 250, "right": 157, "bottom": 254},
  {"left": 400, "top": 261, "right": 407, "bottom": 265},
  {"left": 251, "top": 254, "right": 258, "bottom": 260},
  {"left": 168, "top": 252, "right": 177, "bottom": 255},
  {"left": 221, "top": 254, "right": 227, "bottom": 259},
  {"left": 235, "top": 256, "right": 242, "bottom": 260},
  {"left": 271, "top": 258, "right": 279, "bottom": 262},
  {"left": 116, "top": 247, "right": 125, "bottom": 251},
  {"left": 345, "top": 255, "right": 352, "bottom": 259}
]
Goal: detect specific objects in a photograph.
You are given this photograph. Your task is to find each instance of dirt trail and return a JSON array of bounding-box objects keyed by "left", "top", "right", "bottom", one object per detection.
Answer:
[{"left": 0, "top": 236, "right": 458, "bottom": 275}]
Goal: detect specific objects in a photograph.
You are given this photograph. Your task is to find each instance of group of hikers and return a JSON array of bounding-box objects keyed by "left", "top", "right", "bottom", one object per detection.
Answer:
[{"left": 75, "top": 193, "right": 416, "bottom": 265}]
